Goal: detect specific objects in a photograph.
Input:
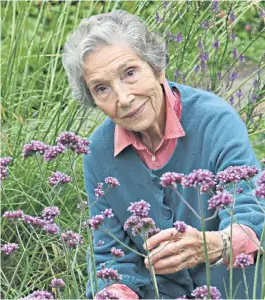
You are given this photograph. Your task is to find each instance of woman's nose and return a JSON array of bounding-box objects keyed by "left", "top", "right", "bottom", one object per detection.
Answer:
[{"left": 114, "top": 81, "right": 132, "bottom": 107}]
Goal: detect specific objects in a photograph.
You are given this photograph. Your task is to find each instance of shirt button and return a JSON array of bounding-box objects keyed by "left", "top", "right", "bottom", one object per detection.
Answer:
[
  {"left": 163, "top": 208, "right": 172, "bottom": 220},
  {"left": 151, "top": 155, "right": 156, "bottom": 162}
]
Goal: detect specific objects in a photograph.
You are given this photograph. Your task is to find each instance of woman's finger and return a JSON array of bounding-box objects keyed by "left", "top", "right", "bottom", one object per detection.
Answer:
[{"left": 144, "top": 228, "right": 179, "bottom": 251}]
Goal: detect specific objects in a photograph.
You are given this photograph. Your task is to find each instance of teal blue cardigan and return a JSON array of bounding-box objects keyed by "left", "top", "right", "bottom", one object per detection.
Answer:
[{"left": 83, "top": 82, "right": 264, "bottom": 299}]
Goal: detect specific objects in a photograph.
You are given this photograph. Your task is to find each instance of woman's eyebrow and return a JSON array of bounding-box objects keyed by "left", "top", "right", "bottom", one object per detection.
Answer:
[{"left": 88, "top": 59, "right": 138, "bottom": 86}]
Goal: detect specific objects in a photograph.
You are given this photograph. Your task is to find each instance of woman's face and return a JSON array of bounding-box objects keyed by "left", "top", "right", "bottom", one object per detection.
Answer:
[{"left": 83, "top": 44, "right": 165, "bottom": 132}]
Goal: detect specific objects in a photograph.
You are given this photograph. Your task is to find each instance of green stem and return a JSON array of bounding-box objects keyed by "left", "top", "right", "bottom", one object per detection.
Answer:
[
  {"left": 242, "top": 269, "right": 249, "bottom": 299},
  {"left": 229, "top": 184, "right": 236, "bottom": 299},
  {"left": 198, "top": 189, "right": 211, "bottom": 300}
]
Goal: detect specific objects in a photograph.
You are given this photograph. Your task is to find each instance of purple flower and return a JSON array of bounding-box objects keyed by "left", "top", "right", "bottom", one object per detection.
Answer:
[
  {"left": 43, "top": 223, "right": 59, "bottom": 234},
  {"left": 97, "top": 240, "right": 104, "bottom": 246},
  {"left": 3, "top": 210, "right": 24, "bottom": 220},
  {"left": 211, "top": 0, "right": 219, "bottom": 14},
  {"left": 232, "top": 48, "right": 237, "bottom": 58},
  {"left": 160, "top": 172, "right": 184, "bottom": 188},
  {"left": 174, "top": 221, "right": 188, "bottom": 233},
  {"left": 96, "top": 268, "right": 122, "bottom": 282},
  {"left": 88, "top": 214, "right": 105, "bottom": 230},
  {"left": 61, "top": 230, "right": 83, "bottom": 248},
  {"left": 163, "top": 1, "right": 168, "bottom": 8},
  {"left": 0, "top": 157, "right": 12, "bottom": 167},
  {"left": 197, "top": 40, "right": 204, "bottom": 49},
  {"left": 1, "top": 243, "right": 19, "bottom": 255},
  {"left": 217, "top": 165, "right": 260, "bottom": 184},
  {"left": 127, "top": 200, "right": 150, "bottom": 217},
  {"left": 230, "top": 71, "right": 237, "bottom": 81},
  {"left": 229, "top": 96, "right": 234, "bottom": 105},
  {"left": 95, "top": 182, "right": 105, "bottom": 198},
  {"left": 235, "top": 253, "right": 251, "bottom": 269},
  {"left": 175, "top": 32, "right": 183, "bottom": 43},
  {"left": 105, "top": 177, "right": 120, "bottom": 187},
  {"left": 95, "top": 289, "right": 119, "bottom": 299},
  {"left": 257, "top": 171, "right": 265, "bottom": 186},
  {"left": 194, "top": 65, "right": 200, "bottom": 75},
  {"left": 101, "top": 208, "right": 114, "bottom": 218},
  {"left": 50, "top": 278, "right": 66, "bottom": 288},
  {"left": 0, "top": 165, "right": 9, "bottom": 183},
  {"left": 259, "top": 8, "right": 265, "bottom": 18},
  {"left": 22, "top": 290, "right": 54, "bottom": 299},
  {"left": 56, "top": 132, "right": 91, "bottom": 155},
  {"left": 111, "top": 247, "right": 124, "bottom": 258},
  {"left": 181, "top": 169, "right": 216, "bottom": 188},
  {"left": 136, "top": 217, "right": 155, "bottom": 235},
  {"left": 42, "top": 206, "right": 60, "bottom": 222},
  {"left": 175, "top": 69, "right": 182, "bottom": 79},
  {"left": 213, "top": 40, "right": 220, "bottom": 49},
  {"left": 201, "top": 20, "right": 209, "bottom": 29},
  {"left": 208, "top": 190, "right": 233, "bottom": 210},
  {"left": 155, "top": 11, "right": 160, "bottom": 24},
  {"left": 235, "top": 89, "right": 243, "bottom": 99},
  {"left": 253, "top": 78, "right": 259, "bottom": 88},
  {"left": 147, "top": 227, "right": 161, "bottom": 238},
  {"left": 48, "top": 171, "right": 72, "bottom": 186},
  {"left": 191, "top": 285, "right": 221, "bottom": 299},
  {"left": 216, "top": 72, "right": 222, "bottom": 80},
  {"left": 22, "top": 215, "right": 46, "bottom": 227},
  {"left": 229, "top": 10, "right": 236, "bottom": 23},
  {"left": 22, "top": 141, "right": 48, "bottom": 158},
  {"left": 255, "top": 185, "right": 265, "bottom": 198},
  {"left": 238, "top": 53, "right": 245, "bottom": 63},
  {"left": 231, "top": 32, "right": 236, "bottom": 41},
  {"left": 44, "top": 145, "right": 66, "bottom": 162},
  {"left": 251, "top": 93, "right": 258, "bottom": 102},
  {"left": 124, "top": 215, "right": 142, "bottom": 231},
  {"left": 199, "top": 51, "right": 209, "bottom": 62}
]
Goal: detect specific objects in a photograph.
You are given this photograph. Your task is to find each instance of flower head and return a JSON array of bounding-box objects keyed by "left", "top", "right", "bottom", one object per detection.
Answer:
[
  {"left": 201, "top": 20, "right": 209, "bottom": 29},
  {"left": 22, "top": 141, "right": 48, "bottom": 158},
  {"left": 88, "top": 214, "right": 105, "bottom": 230},
  {"left": 61, "top": 230, "right": 83, "bottom": 248},
  {"left": 181, "top": 169, "right": 216, "bottom": 188},
  {"left": 96, "top": 268, "right": 122, "bottom": 282},
  {"left": 175, "top": 32, "right": 183, "bottom": 43},
  {"left": 213, "top": 40, "right": 220, "bottom": 49},
  {"left": 111, "top": 247, "right": 124, "bottom": 258},
  {"left": 95, "top": 289, "right": 119, "bottom": 299},
  {"left": 95, "top": 182, "right": 105, "bottom": 198},
  {"left": 208, "top": 190, "right": 233, "bottom": 210},
  {"left": 229, "top": 10, "right": 236, "bottom": 22},
  {"left": 48, "top": 171, "right": 72, "bottom": 186},
  {"left": 191, "top": 285, "right": 221, "bottom": 299},
  {"left": 217, "top": 165, "right": 259, "bottom": 184},
  {"left": 147, "top": 227, "right": 161, "bottom": 239},
  {"left": 1, "top": 243, "right": 19, "bottom": 255},
  {"left": 174, "top": 221, "right": 188, "bottom": 233},
  {"left": 22, "top": 215, "right": 46, "bottom": 227},
  {"left": 50, "top": 278, "right": 66, "bottom": 288},
  {"left": 127, "top": 200, "right": 150, "bottom": 217},
  {"left": 42, "top": 206, "right": 60, "bottom": 222},
  {"left": 255, "top": 184, "right": 265, "bottom": 198},
  {"left": 105, "top": 177, "right": 120, "bottom": 187},
  {"left": 101, "top": 208, "right": 114, "bottom": 218},
  {"left": 43, "top": 223, "right": 59, "bottom": 234},
  {"left": 235, "top": 253, "right": 251, "bottom": 269},
  {"left": 257, "top": 171, "right": 265, "bottom": 186},
  {"left": 56, "top": 132, "right": 91, "bottom": 155},
  {"left": 22, "top": 290, "right": 54, "bottom": 299},
  {"left": 0, "top": 157, "right": 12, "bottom": 167},
  {"left": 3, "top": 210, "right": 24, "bottom": 220},
  {"left": 44, "top": 145, "right": 66, "bottom": 162},
  {"left": 211, "top": 0, "right": 219, "bottom": 14},
  {"left": 160, "top": 172, "right": 184, "bottom": 188}
]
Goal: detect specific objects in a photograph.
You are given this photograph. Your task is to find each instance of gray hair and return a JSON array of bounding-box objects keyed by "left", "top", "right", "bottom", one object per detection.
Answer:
[{"left": 62, "top": 9, "right": 169, "bottom": 108}]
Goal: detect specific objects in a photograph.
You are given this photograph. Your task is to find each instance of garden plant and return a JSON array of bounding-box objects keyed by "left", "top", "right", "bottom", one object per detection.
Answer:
[{"left": 1, "top": 0, "right": 265, "bottom": 299}]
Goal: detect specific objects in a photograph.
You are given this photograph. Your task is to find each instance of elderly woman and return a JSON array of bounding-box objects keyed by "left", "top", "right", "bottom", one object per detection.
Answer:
[{"left": 62, "top": 10, "right": 264, "bottom": 299}]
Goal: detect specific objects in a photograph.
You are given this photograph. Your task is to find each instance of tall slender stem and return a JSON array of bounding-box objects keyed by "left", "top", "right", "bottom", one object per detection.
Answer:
[
  {"left": 229, "top": 183, "right": 236, "bottom": 299},
  {"left": 242, "top": 269, "right": 249, "bottom": 299}
]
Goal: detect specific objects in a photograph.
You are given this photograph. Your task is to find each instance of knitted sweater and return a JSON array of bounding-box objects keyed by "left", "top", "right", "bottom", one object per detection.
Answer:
[{"left": 83, "top": 82, "right": 264, "bottom": 299}]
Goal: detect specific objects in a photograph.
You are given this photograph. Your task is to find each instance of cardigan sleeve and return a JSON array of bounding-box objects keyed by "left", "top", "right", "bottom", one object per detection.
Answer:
[
  {"left": 207, "top": 105, "right": 265, "bottom": 241},
  {"left": 83, "top": 154, "right": 151, "bottom": 299}
]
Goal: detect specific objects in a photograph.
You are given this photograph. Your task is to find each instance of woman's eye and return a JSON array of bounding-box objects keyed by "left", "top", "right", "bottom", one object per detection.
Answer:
[
  {"left": 96, "top": 86, "right": 106, "bottom": 94},
  {"left": 127, "top": 69, "right": 136, "bottom": 77}
]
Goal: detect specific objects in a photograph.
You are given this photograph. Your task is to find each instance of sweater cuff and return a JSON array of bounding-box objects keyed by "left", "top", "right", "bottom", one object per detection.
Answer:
[{"left": 222, "top": 224, "right": 261, "bottom": 270}]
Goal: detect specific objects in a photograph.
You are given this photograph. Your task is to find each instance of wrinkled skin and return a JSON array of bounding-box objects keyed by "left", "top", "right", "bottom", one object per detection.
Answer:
[
  {"left": 82, "top": 43, "right": 166, "bottom": 153},
  {"left": 144, "top": 226, "right": 224, "bottom": 274}
]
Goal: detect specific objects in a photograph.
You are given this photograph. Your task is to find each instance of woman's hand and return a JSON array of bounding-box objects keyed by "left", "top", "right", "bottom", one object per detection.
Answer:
[{"left": 143, "top": 225, "right": 223, "bottom": 274}]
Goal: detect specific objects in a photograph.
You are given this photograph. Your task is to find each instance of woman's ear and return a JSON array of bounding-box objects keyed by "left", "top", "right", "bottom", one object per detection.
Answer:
[{"left": 158, "top": 70, "right": 166, "bottom": 84}]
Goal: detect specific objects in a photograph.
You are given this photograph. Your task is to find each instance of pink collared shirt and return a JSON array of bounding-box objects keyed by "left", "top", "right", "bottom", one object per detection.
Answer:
[{"left": 106, "top": 79, "right": 260, "bottom": 299}]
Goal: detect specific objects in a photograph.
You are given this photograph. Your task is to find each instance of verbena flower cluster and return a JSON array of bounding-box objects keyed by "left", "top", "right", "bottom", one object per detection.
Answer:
[
  {"left": 181, "top": 169, "right": 216, "bottom": 189},
  {"left": 22, "top": 141, "right": 48, "bottom": 158},
  {"left": 255, "top": 171, "right": 265, "bottom": 198},
  {"left": 95, "top": 182, "right": 105, "bottom": 198},
  {"left": 217, "top": 165, "right": 259, "bottom": 184},
  {"left": 61, "top": 230, "right": 83, "bottom": 248},
  {"left": 95, "top": 289, "right": 119, "bottom": 299},
  {"left": 173, "top": 221, "right": 188, "bottom": 233},
  {"left": 3, "top": 210, "right": 24, "bottom": 220},
  {"left": 88, "top": 214, "right": 107, "bottom": 230},
  {"left": 50, "top": 278, "right": 66, "bottom": 288},
  {"left": 105, "top": 177, "right": 120, "bottom": 187},
  {"left": 57, "top": 132, "right": 91, "bottom": 155},
  {"left": 97, "top": 267, "right": 122, "bottom": 282},
  {"left": 21, "top": 290, "right": 54, "bottom": 299},
  {"left": 111, "top": 247, "right": 124, "bottom": 258},
  {"left": 48, "top": 171, "right": 72, "bottom": 186},
  {"left": 42, "top": 206, "right": 60, "bottom": 223},
  {"left": 1, "top": 243, "right": 19, "bottom": 255},
  {"left": 44, "top": 145, "right": 66, "bottom": 162},
  {"left": 235, "top": 253, "right": 251, "bottom": 269},
  {"left": 160, "top": 172, "right": 184, "bottom": 188},
  {"left": 191, "top": 285, "right": 221, "bottom": 299},
  {"left": 0, "top": 156, "right": 12, "bottom": 183},
  {"left": 208, "top": 190, "right": 233, "bottom": 210},
  {"left": 124, "top": 200, "right": 157, "bottom": 237}
]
